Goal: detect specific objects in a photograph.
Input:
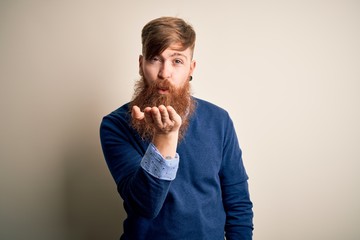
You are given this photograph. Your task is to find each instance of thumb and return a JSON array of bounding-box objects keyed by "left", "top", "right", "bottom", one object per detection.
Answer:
[{"left": 131, "top": 106, "right": 145, "bottom": 120}]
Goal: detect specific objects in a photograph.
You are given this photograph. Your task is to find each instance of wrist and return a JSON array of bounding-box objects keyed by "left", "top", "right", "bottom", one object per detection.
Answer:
[{"left": 152, "top": 132, "right": 179, "bottom": 159}]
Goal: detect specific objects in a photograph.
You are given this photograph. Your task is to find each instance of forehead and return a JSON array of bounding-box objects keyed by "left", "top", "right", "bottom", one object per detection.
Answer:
[{"left": 160, "top": 44, "right": 192, "bottom": 59}]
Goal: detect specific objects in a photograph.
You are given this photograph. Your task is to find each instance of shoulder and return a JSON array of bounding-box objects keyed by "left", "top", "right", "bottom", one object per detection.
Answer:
[
  {"left": 100, "top": 102, "right": 132, "bottom": 134},
  {"left": 193, "top": 97, "right": 230, "bottom": 119},
  {"left": 102, "top": 102, "right": 131, "bottom": 123}
]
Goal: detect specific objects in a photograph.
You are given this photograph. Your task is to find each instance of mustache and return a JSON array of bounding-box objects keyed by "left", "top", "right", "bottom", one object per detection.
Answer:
[{"left": 147, "top": 79, "right": 175, "bottom": 93}]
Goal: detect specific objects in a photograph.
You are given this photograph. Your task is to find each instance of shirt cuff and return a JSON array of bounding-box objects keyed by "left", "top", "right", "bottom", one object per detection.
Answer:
[{"left": 140, "top": 143, "right": 179, "bottom": 180}]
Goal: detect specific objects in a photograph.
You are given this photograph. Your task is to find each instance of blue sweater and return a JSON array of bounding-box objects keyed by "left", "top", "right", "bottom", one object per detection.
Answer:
[{"left": 100, "top": 98, "right": 253, "bottom": 240}]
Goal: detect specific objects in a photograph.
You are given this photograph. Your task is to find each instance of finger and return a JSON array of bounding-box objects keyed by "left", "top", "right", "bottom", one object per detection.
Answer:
[
  {"left": 167, "top": 106, "right": 182, "bottom": 126},
  {"left": 158, "top": 105, "right": 169, "bottom": 123},
  {"left": 150, "top": 107, "right": 162, "bottom": 126},
  {"left": 144, "top": 107, "right": 154, "bottom": 124},
  {"left": 131, "top": 106, "right": 144, "bottom": 120}
]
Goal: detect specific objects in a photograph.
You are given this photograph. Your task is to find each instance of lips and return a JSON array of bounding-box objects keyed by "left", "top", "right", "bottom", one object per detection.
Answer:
[
  {"left": 156, "top": 80, "right": 172, "bottom": 94},
  {"left": 158, "top": 87, "right": 169, "bottom": 94}
]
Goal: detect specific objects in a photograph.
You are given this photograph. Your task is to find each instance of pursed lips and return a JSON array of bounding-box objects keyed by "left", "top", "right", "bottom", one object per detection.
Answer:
[{"left": 158, "top": 87, "right": 169, "bottom": 94}]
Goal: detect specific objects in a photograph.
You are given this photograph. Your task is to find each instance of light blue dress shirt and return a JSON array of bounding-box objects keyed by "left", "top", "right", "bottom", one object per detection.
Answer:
[{"left": 140, "top": 143, "right": 179, "bottom": 180}]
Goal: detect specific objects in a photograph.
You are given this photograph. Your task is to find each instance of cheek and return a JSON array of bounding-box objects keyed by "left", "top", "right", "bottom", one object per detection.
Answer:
[
  {"left": 171, "top": 78, "right": 186, "bottom": 89},
  {"left": 173, "top": 70, "right": 190, "bottom": 85},
  {"left": 143, "top": 65, "right": 158, "bottom": 80}
]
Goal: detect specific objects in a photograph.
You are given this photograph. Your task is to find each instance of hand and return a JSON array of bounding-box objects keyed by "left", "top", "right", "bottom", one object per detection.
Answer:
[
  {"left": 132, "top": 105, "right": 182, "bottom": 135},
  {"left": 132, "top": 105, "right": 182, "bottom": 158}
]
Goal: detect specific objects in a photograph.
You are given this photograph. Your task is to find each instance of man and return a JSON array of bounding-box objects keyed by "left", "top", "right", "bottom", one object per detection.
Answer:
[{"left": 100, "top": 16, "right": 253, "bottom": 240}]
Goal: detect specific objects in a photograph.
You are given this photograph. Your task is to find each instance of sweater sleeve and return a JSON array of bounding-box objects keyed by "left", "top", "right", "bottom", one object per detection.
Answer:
[
  {"left": 220, "top": 115, "right": 254, "bottom": 240},
  {"left": 99, "top": 111, "right": 177, "bottom": 219}
]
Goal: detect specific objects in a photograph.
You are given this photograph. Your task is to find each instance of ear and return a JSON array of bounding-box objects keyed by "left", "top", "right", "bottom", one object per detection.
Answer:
[
  {"left": 138, "top": 55, "right": 144, "bottom": 76},
  {"left": 189, "top": 60, "right": 196, "bottom": 76}
]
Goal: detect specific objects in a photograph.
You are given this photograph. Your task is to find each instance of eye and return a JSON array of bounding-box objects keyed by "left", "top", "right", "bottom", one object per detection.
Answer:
[
  {"left": 152, "top": 56, "right": 160, "bottom": 62},
  {"left": 148, "top": 56, "right": 162, "bottom": 63},
  {"left": 174, "top": 59, "right": 184, "bottom": 65}
]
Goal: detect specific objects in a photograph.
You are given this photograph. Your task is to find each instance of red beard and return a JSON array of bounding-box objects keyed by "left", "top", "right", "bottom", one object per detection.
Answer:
[{"left": 130, "top": 78, "right": 195, "bottom": 141}]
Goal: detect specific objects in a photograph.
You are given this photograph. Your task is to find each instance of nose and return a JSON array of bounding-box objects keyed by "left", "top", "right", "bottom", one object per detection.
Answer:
[{"left": 158, "top": 61, "right": 172, "bottom": 80}]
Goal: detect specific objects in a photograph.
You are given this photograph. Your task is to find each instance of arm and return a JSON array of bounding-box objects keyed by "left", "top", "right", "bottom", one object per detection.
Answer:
[
  {"left": 222, "top": 180, "right": 253, "bottom": 240},
  {"left": 100, "top": 104, "right": 182, "bottom": 219},
  {"left": 220, "top": 116, "right": 254, "bottom": 239}
]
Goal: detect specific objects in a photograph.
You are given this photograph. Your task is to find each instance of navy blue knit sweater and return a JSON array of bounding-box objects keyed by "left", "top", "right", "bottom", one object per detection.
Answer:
[{"left": 100, "top": 98, "right": 253, "bottom": 240}]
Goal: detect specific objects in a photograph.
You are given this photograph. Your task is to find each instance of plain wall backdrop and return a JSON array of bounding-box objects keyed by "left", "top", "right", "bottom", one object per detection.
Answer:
[{"left": 1, "top": 0, "right": 359, "bottom": 239}]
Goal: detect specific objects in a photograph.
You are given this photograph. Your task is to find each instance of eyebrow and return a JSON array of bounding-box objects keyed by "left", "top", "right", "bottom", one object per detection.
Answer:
[{"left": 168, "top": 52, "right": 188, "bottom": 59}]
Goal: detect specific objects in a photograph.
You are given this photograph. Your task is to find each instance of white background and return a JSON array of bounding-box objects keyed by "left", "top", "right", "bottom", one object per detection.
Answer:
[{"left": 1, "top": 0, "right": 359, "bottom": 239}]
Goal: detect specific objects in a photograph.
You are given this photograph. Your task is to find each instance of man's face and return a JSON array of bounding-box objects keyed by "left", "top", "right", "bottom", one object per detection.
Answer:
[
  {"left": 139, "top": 44, "right": 196, "bottom": 93},
  {"left": 131, "top": 44, "right": 196, "bottom": 141}
]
